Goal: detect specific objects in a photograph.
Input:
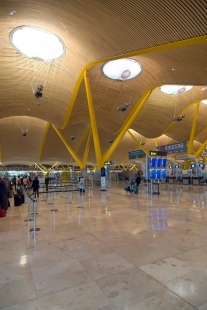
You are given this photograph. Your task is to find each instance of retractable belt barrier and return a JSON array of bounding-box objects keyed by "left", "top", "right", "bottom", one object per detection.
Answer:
[{"left": 27, "top": 188, "right": 81, "bottom": 234}]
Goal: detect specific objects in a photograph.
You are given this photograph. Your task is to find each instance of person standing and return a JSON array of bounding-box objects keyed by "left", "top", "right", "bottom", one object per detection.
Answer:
[
  {"left": 32, "top": 176, "right": 39, "bottom": 198},
  {"left": 12, "top": 175, "right": 17, "bottom": 191},
  {"left": 0, "top": 177, "right": 8, "bottom": 211},
  {"left": 45, "top": 176, "right": 49, "bottom": 192},
  {"left": 23, "top": 177, "right": 27, "bottom": 191},
  {"left": 135, "top": 173, "right": 141, "bottom": 194}
]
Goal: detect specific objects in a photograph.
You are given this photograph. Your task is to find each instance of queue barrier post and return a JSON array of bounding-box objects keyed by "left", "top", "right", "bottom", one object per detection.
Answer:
[{"left": 30, "top": 198, "right": 40, "bottom": 232}]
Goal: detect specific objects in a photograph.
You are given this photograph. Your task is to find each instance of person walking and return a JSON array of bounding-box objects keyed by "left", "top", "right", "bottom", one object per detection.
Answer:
[
  {"left": 135, "top": 173, "right": 141, "bottom": 194},
  {"left": 32, "top": 176, "right": 39, "bottom": 198}
]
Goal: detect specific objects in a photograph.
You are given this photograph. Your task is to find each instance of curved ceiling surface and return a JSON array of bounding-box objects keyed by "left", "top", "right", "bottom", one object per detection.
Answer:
[{"left": 0, "top": 0, "right": 207, "bottom": 166}]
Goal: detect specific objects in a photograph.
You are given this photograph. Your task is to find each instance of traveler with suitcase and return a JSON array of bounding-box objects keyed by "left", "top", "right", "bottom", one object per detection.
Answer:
[{"left": 135, "top": 173, "right": 141, "bottom": 194}]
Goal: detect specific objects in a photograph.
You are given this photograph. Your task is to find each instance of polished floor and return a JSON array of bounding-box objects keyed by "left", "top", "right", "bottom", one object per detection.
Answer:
[{"left": 0, "top": 181, "right": 207, "bottom": 310}]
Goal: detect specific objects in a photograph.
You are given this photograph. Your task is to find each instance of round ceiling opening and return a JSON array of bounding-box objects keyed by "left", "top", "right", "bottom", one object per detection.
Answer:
[
  {"left": 10, "top": 26, "right": 66, "bottom": 61},
  {"left": 160, "top": 85, "right": 193, "bottom": 95},
  {"left": 102, "top": 58, "right": 142, "bottom": 81}
]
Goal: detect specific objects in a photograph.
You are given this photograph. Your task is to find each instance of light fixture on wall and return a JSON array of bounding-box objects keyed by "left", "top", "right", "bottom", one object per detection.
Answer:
[
  {"left": 117, "top": 84, "right": 133, "bottom": 112},
  {"left": 172, "top": 114, "right": 185, "bottom": 122},
  {"left": 140, "top": 136, "right": 145, "bottom": 145},
  {"left": 22, "top": 129, "right": 28, "bottom": 137}
]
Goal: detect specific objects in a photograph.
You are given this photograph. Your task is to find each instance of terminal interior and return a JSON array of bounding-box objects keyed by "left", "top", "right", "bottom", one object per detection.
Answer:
[{"left": 0, "top": 1, "right": 207, "bottom": 309}]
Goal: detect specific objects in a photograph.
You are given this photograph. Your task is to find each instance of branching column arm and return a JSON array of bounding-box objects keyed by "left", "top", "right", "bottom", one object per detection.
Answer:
[
  {"left": 127, "top": 130, "right": 148, "bottom": 154},
  {"left": 37, "top": 122, "right": 50, "bottom": 163},
  {"left": 84, "top": 70, "right": 102, "bottom": 169},
  {"left": 51, "top": 124, "right": 83, "bottom": 168},
  {"left": 69, "top": 127, "right": 91, "bottom": 163},
  {"left": 188, "top": 101, "right": 200, "bottom": 154},
  {"left": 103, "top": 88, "right": 153, "bottom": 162},
  {"left": 195, "top": 140, "right": 207, "bottom": 157},
  {"left": 82, "top": 129, "right": 92, "bottom": 167}
]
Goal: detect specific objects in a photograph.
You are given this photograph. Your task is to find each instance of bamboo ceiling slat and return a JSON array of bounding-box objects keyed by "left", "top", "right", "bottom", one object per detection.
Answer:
[{"left": 0, "top": 0, "right": 207, "bottom": 164}]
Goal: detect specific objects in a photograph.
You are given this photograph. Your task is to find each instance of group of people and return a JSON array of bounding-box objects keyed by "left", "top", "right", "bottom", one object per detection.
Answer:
[
  {"left": 11, "top": 175, "right": 32, "bottom": 191},
  {"left": 0, "top": 175, "right": 42, "bottom": 214}
]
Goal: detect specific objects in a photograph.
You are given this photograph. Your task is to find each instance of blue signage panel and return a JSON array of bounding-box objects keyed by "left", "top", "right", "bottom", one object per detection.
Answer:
[
  {"left": 128, "top": 150, "right": 146, "bottom": 159},
  {"left": 158, "top": 142, "right": 187, "bottom": 154}
]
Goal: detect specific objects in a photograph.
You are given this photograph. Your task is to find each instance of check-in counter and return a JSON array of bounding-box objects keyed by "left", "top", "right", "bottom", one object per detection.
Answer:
[
  {"left": 182, "top": 177, "right": 190, "bottom": 185},
  {"left": 192, "top": 177, "right": 201, "bottom": 185},
  {"left": 168, "top": 176, "right": 175, "bottom": 184}
]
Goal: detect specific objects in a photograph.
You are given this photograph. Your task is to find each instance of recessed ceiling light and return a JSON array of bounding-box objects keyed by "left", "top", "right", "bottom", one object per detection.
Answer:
[
  {"left": 102, "top": 58, "right": 142, "bottom": 81},
  {"left": 201, "top": 99, "right": 207, "bottom": 104},
  {"left": 10, "top": 26, "right": 65, "bottom": 61},
  {"left": 160, "top": 85, "right": 193, "bottom": 95}
]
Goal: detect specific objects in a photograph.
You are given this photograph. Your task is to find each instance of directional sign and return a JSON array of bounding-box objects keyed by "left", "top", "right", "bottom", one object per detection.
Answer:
[
  {"left": 176, "top": 154, "right": 196, "bottom": 160},
  {"left": 159, "top": 141, "right": 187, "bottom": 154}
]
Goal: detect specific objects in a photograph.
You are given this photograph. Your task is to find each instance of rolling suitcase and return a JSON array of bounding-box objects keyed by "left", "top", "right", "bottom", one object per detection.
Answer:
[
  {"left": 14, "top": 195, "right": 22, "bottom": 206},
  {"left": 20, "top": 194, "right": 25, "bottom": 204}
]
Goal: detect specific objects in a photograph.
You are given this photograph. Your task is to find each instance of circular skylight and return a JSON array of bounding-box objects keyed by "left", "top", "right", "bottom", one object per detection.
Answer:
[
  {"left": 10, "top": 26, "right": 65, "bottom": 61},
  {"left": 102, "top": 58, "right": 142, "bottom": 81},
  {"left": 160, "top": 85, "right": 193, "bottom": 95},
  {"left": 201, "top": 99, "right": 207, "bottom": 104}
]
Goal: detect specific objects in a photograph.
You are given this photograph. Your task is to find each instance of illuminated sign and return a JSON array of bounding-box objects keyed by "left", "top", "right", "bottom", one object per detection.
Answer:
[
  {"left": 128, "top": 150, "right": 146, "bottom": 159},
  {"left": 149, "top": 151, "right": 167, "bottom": 156},
  {"left": 159, "top": 141, "right": 187, "bottom": 154},
  {"left": 176, "top": 154, "right": 195, "bottom": 159},
  {"left": 104, "top": 161, "right": 112, "bottom": 165}
]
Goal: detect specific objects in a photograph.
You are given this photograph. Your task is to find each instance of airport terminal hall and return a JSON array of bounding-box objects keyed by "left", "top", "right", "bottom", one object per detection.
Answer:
[{"left": 1, "top": 1, "right": 207, "bottom": 309}]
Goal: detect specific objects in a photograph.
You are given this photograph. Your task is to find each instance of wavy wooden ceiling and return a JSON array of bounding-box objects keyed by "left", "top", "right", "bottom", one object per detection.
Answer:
[{"left": 0, "top": 0, "right": 207, "bottom": 165}]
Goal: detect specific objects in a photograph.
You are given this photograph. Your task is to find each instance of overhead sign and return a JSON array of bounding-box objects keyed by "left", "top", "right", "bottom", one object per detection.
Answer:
[
  {"left": 104, "top": 161, "right": 113, "bottom": 165},
  {"left": 158, "top": 141, "right": 187, "bottom": 154},
  {"left": 176, "top": 154, "right": 196, "bottom": 159},
  {"left": 149, "top": 151, "right": 167, "bottom": 156},
  {"left": 128, "top": 150, "right": 146, "bottom": 159}
]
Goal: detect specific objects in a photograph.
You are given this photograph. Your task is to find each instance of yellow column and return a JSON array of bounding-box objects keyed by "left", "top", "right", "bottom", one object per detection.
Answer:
[
  {"left": 52, "top": 124, "right": 83, "bottom": 168},
  {"left": 69, "top": 127, "right": 91, "bottom": 163},
  {"left": 37, "top": 122, "right": 50, "bottom": 162},
  {"left": 127, "top": 130, "right": 148, "bottom": 154},
  {"left": 155, "top": 138, "right": 158, "bottom": 147},
  {"left": 195, "top": 139, "right": 207, "bottom": 157},
  {"left": 84, "top": 70, "right": 102, "bottom": 169},
  {"left": 188, "top": 101, "right": 200, "bottom": 154},
  {"left": 82, "top": 129, "right": 92, "bottom": 167},
  {"left": 103, "top": 87, "right": 153, "bottom": 162}
]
